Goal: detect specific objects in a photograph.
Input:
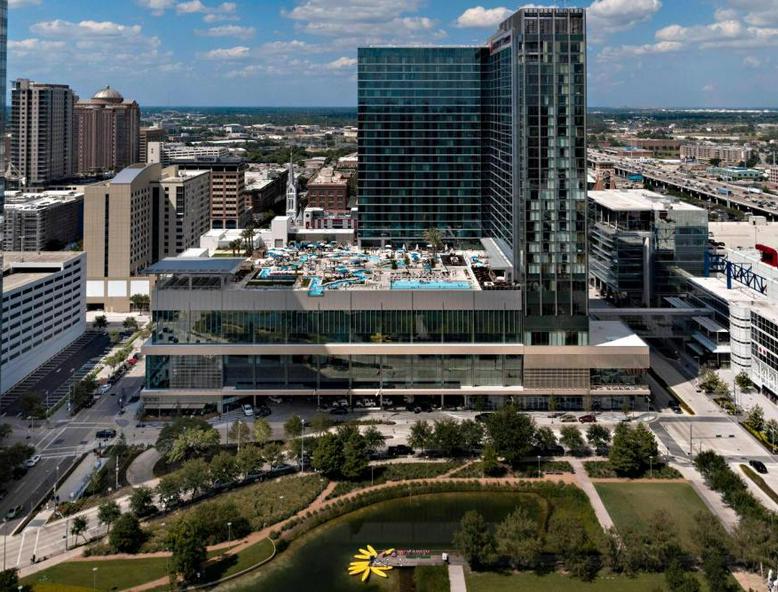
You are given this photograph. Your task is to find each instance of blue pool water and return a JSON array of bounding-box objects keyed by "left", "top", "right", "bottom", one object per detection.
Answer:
[
  {"left": 391, "top": 280, "right": 470, "bottom": 290},
  {"left": 308, "top": 277, "right": 324, "bottom": 296}
]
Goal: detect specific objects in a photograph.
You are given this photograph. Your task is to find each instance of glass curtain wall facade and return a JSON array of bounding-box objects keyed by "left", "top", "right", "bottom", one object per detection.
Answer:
[
  {"left": 358, "top": 8, "right": 588, "bottom": 346},
  {"left": 358, "top": 47, "right": 484, "bottom": 246},
  {"left": 0, "top": 0, "right": 7, "bottom": 400}
]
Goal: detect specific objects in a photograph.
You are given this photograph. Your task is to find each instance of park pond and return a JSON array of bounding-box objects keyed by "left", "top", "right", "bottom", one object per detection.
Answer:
[{"left": 218, "top": 491, "right": 545, "bottom": 592}]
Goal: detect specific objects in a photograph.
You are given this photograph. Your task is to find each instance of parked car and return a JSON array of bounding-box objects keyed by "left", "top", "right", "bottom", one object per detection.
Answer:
[
  {"left": 578, "top": 414, "right": 597, "bottom": 423},
  {"left": 387, "top": 445, "right": 414, "bottom": 457},
  {"left": 268, "top": 396, "right": 283, "bottom": 404},
  {"left": 256, "top": 405, "right": 272, "bottom": 417},
  {"left": 749, "top": 460, "right": 768, "bottom": 474},
  {"left": 24, "top": 455, "right": 41, "bottom": 468},
  {"left": 242, "top": 404, "right": 254, "bottom": 417},
  {"left": 668, "top": 401, "right": 682, "bottom": 414},
  {"left": 474, "top": 412, "right": 493, "bottom": 424},
  {"left": 97, "top": 384, "right": 111, "bottom": 396},
  {"left": 547, "top": 412, "right": 565, "bottom": 419},
  {"left": 330, "top": 407, "right": 348, "bottom": 415},
  {"left": 560, "top": 414, "right": 577, "bottom": 423},
  {"left": 96, "top": 429, "right": 117, "bottom": 439},
  {"left": 5, "top": 505, "right": 23, "bottom": 520},
  {"left": 333, "top": 398, "right": 349, "bottom": 408}
]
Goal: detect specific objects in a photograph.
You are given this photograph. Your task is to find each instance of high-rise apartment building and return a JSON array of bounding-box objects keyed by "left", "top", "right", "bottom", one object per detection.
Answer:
[
  {"left": 140, "top": 126, "right": 165, "bottom": 163},
  {"left": 0, "top": 0, "right": 8, "bottom": 403},
  {"left": 75, "top": 85, "right": 140, "bottom": 174},
  {"left": 84, "top": 163, "right": 212, "bottom": 311},
  {"left": 11, "top": 79, "right": 77, "bottom": 186},
  {"left": 156, "top": 166, "right": 211, "bottom": 260},
  {"left": 358, "top": 7, "right": 588, "bottom": 345}
]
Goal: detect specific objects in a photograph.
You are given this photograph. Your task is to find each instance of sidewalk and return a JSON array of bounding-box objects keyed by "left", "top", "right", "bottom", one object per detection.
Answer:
[
  {"left": 126, "top": 449, "right": 161, "bottom": 486},
  {"left": 569, "top": 458, "right": 614, "bottom": 531}
]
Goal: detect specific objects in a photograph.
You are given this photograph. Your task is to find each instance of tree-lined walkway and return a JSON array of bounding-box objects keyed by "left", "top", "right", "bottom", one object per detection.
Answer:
[{"left": 570, "top": 458, "right": 614, "bottom": 530}]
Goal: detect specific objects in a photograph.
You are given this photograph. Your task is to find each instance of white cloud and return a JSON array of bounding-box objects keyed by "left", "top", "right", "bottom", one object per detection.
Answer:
[
  {"left": 177, "top": 0, "right": 207, "bottom": 13},
  {"left": 743, "top": 55, "right": 762, "bottom": 67},
  {"left": 196, "top": 25, "right": 255, "bottom": 38},
  {"left": 9, "top": 38, "right": 66, "bottom": 54},
  {"left": 456, "top": 6, "right": 513, "bottom": 28},
  {"left": 31, "top": 19, "right": 143, "bottom": 38},
  {"left": 9, "top": 0, "right": 42, "bottom": 7},
  {"left": 598, "top": 40, "right": 681, "bottom": 60},
  {"left": 326, "top": 56, "right": 357, "bottom": 70},
  {"left": 728, "top": 0, "right": 778, "bottom": 26},
  {"left": 203, "top": 46, "right": 250, "bottom": 60},
  {"left": 136, "top": 0, "right": 176, "bottom": 16},
  {"left": 588, "top": 0, "right": 662, "bottom": 38},
  {"left": 702, "top": 83, "right": 716, "bottom": 92}
]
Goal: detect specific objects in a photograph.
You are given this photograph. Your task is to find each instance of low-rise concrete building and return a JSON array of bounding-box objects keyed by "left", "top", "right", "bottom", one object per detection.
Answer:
[{"left": 3, "top": 190, "right": 83, "bottom": 251}]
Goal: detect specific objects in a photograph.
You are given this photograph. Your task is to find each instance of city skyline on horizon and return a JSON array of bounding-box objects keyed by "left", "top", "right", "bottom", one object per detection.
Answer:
[{"left": 5, "top": 0, "right": 778, "bottom": 109}]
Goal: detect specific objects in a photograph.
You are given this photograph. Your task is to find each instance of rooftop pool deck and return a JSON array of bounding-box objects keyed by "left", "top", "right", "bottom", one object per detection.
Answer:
[{"left": 391, "top": 279, "right": 472, "bottom": 290}]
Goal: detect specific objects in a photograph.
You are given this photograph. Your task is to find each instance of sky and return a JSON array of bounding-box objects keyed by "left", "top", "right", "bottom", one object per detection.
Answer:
[{"left": 6, "top": 0, "right": 778, "bottom": 108}]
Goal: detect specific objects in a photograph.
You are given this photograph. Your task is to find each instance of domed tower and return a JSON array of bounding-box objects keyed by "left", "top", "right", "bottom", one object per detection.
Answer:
[{"left": 75, "top": 85, "right": 140, "bottom": 174}]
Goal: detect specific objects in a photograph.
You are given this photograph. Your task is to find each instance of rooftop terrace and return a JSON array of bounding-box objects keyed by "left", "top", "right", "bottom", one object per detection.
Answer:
[{"left": 152, "top": 242, "right": 518, "bottom": 294}]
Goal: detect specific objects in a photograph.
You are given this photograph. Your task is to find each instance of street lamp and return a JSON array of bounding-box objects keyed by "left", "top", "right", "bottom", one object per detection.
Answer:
[
  {"left": 92, "top": 567, "right": 98, "bottom": 592},
  {"left": 227, "top": 521, "right": 232, "bottom": 543},
  {"left": 3, "top": 518, "right": 7, "bottom": 572},
  {"left": 537, "top": 455, "right": 542, "bottom": 478}
]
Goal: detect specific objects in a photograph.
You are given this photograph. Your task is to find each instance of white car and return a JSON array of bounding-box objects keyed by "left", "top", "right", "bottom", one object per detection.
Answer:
[
  {"left": 268, "top": 396, "right": 283, "bottom": 404},
  {"left": 242, "top": 404, "right": 254, "bottom": 417},
  {"left": 98, "top": 384, "right": 111, "bottom": 396},
  {"left": 24, "top": 454, "right": 41, "bottom": 468}
]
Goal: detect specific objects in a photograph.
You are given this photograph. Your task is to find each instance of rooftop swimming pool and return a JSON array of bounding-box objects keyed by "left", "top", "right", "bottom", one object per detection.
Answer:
[{"left": 391, "top": 280, "right": 471, "bottom": 290}]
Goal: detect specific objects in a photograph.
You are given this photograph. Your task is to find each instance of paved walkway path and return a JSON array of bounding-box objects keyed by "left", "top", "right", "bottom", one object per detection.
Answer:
[
  {"left": 126, "top": 448, "right": 161, "bottom": 486},
  {"left": 448, "top": 564, "right": 467, "bottom": 592},
  {"left": 570, "top": 458, "right": 614, "bottom": 531}
]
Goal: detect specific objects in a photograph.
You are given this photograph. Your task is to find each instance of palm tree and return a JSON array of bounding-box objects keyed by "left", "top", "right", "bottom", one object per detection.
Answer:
[
  {"left": 93, "top": 315, "right": 108, "bottom": 331},
  {"left": 228, "top": 239, "right": 242, "bottom": 256},
  {"left": 424, "top": 227, "right": 444, "bottom": 255},
  {"left": 241, "top": 223, "right": 256, "bottom": 255}
]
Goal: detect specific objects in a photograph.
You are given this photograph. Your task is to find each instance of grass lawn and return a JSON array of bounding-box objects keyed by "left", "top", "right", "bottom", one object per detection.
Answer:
[
  {"left": 595, "top": 482, "right": 711, "bottom": 549},
  {"left": 203, "top": 538, "right": 275, "bottom": 582},
  {"left": 22, "top": 557, "right": 168, "bottom": 592},
  {"left": 414, "top": 566, "right": 449, "bottom": 592},
  {"left": 327, "top": 462, "right": 463, "bottom": 498},
  {"left": 467, "top": 571, "right": 704, "bottom": 592}
]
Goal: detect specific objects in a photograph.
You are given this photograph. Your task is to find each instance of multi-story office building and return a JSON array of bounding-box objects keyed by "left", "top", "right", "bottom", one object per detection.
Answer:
[
  {"left": 156, "top": 166, "right": 211, "bottom": 260},
  {"left": 11, "top": 79, "right": 77, "bottom": 186},
  {"left": 84, "top": 163, "right": 213, "bottom": 312},
  {"left": 147, "top": 142, "right": 229, "bottom": 166},
  {"left": 681, "top": 143, "right": 753, "bottom": 164},
  {"left": 3, "top": 190, "right": 83, "bottom": 251},
  {"left": 173, "top": 156, "right": 249, "bottom": 229},
  {"left": 0, "top": 0, "right": 8, "bottom": 401},
  {"left": 140, "top": 126, "right": 165, "bottom": 163},
  {"left": 75, "top": 85, "right": 140, "bottom": 175},
  {"left": 622, "top": 138, "right": 681, "bottom": 159},
  {"left": 140, "top": 7, "right": 650, "bottom": 413},
  {"left": 589, "top": 190, "right": 708, "bottom": 307},
  {"left": 767, "top": 166, "right": 778, "bottom": 186},
  {"left": 0, "top": 252, "right": 85, "bottom": 395}
]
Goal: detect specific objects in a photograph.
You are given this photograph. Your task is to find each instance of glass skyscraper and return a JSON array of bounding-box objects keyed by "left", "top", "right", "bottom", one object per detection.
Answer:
[
  {"left": 358, "top": 7, "right": 588, "bottom": 345},
  {"left": 358, "top": 47, "right": 484, "bottom": 246}
]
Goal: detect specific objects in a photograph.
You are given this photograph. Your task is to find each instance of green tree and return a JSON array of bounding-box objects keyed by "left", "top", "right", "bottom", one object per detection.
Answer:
[
  {"left": 261, "top": 442, "right": 284, "bottom": 468},
  {"left": 546, "top": 517, "right": 600, "bottom": 581},
  {"left": 341, "top": 433, "right": 368, "bottom": 479},
  {"left": 609, "top": 422, "right": 658, "bottom": 477},
  {"left": 734, "top": 371, "right": 752, "bottom": 392},
  {"left": 0, "top": 568, "right": 29, "bottom": 592},
  {"left": 453, "top": 511, "right": 495, "bottom": 570},
  {"left": 156, "top": 473, "right": 184, "bottom": 510},
  {"left": 309, "top": 413, "right": 331, "bottom": 435},
  {"left": 253, "top": 418, "right": 272, "bottom": 445},
  {"left": 167, "top": 426, "right": 220, "bottom": 462},
  {"left": 97, "top": 500, "right": 121, "bottom": 532},
  {"left": 71, "top": 516, "right": 88, "bottom": 544},
  {"left": 481, "top": 442, "right": 501, "bottom": 476},
  {"left": 765, "top": 419, "right": 778, "bottom": 449},
  {"left": 424, "top": 227, "right": 444, "bottom": 254},
  {"left": 362, "top": 426, "right": 385, "bottom": 454},
  {"left": 156, "top": 417, "right": 213, "bottom": 456},
  {"left": 311, "top": 433, "right": 344, "bottom": 477},
  {"left": 431, "top": 418, "right": 462, "bottom": 456},
  {"left": 408, "top": 420, "right": 433, "bottom": 453},
  {"left": 665, "top": 559, "right": 701, "bottom": 592},
  {"left": 122, "top": 317, "right": 139, "bottom": 332},
  {"left": 586, "top": 424, "right": 611, "bottom": 455},
  {"left": 93, "top": 315, "right": 108, "bottom": 331},
  {"left": 20, "top": 392, "right": 44, "bottom": 419},
  {"left": 532, "top": 426, "right": 558, "bottom": 455},
  {"left": 560, "top": 425, "right": 588, "bottom": 456},
  {"left": 486, "top": 405, "right": 536, "bottom": 466},
  {"left": 745, "top": 405, "right": 765, "bottom": 432},
  {"left": 109, "top": 513, "right": 144, "bottom": 553},
  {"left": 179, "top": 458, "right": 210, "bottom": 496},
  {"left": 235, "top": 445, "right": 263, "bottom": 478},
  {"left": 168, "top": 515, "right": 207, "bottom": 584},
  {"left": 495, "top": 507, "right": 541, "bottom": 569},
  {"left": 459, "top": 419, "right": 484, "bottom": 454},
  {"left": 129, "top": 293, "right": 150, "bottom": 313},
  {"left": 698, "top": 370, "right": 721, "bottom": 393},
  {"left": 228, "top": 420, "right": 251, "bottom": 450},
  {"left": 209, "top": 451, "right": 238, "bottom": 485},
  {"left": 129, "top": 486, "right": 155, "bottom": 517},
  {"left": 284, "top": 415, "right": 304, "bottom": 439}
]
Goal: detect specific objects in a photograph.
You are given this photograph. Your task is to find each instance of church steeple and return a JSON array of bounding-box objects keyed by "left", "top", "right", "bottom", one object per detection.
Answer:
[{"left": 286, "top": 155, "right": 298, "bottom": 220}]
